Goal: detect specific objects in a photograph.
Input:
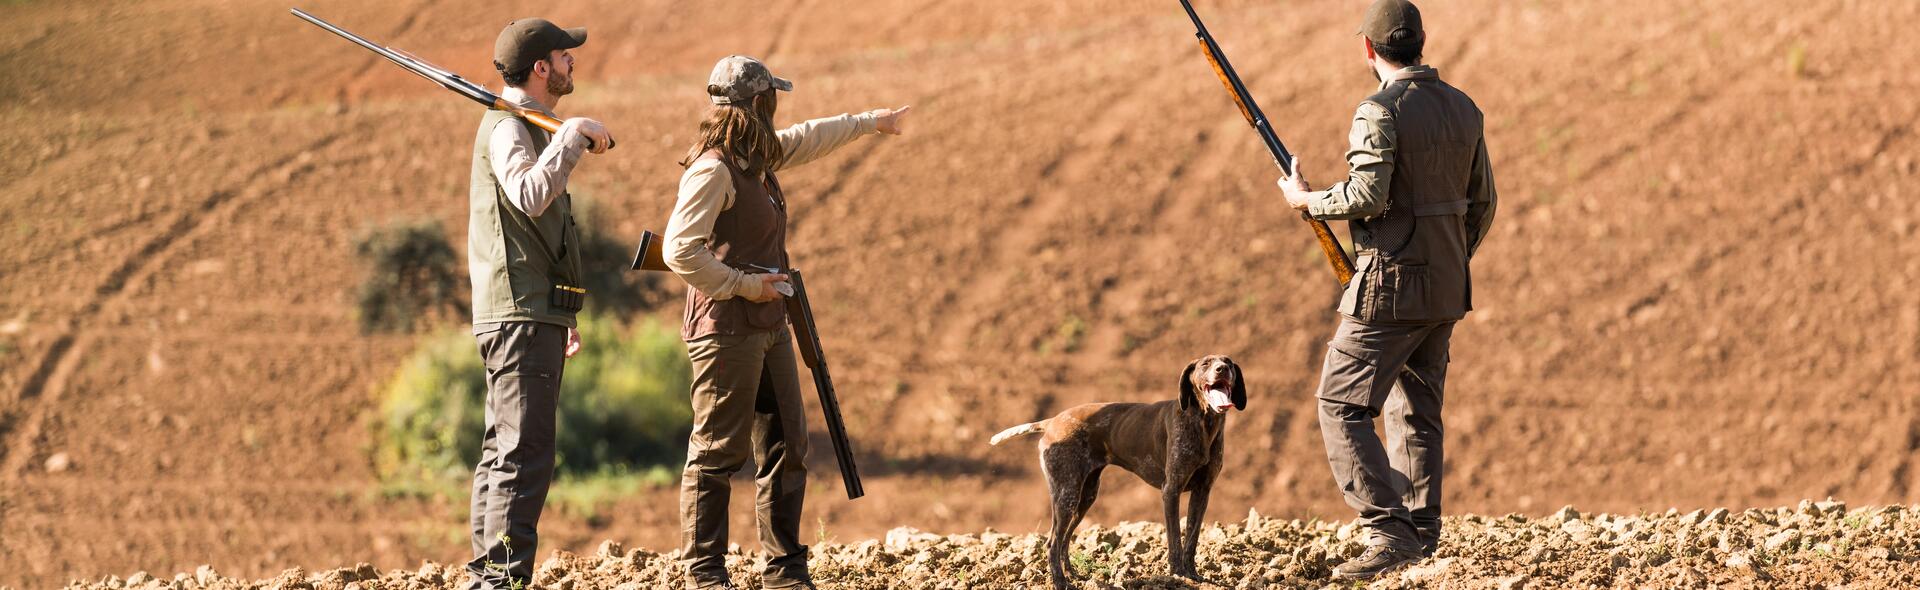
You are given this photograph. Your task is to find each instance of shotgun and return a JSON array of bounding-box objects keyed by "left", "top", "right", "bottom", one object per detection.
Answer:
[
  {"left": 289, "top": 8, "right": 613, "bottom": 151},
  {"left": 1177, "top": 0, "right": 1354, "bottom": 286},
  {"left": 781, "top": 269, "right": 865, "bottom": 499},
  {"left": 630, "top": 232, "right": 864, "bottom": 499}
]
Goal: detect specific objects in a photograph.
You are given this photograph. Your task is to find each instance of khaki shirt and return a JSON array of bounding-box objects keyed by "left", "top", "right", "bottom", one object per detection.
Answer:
[
  {"left": 665, "top": 112, "right": 880, "bottom": 301},
  {"left": 1307, "top": 65, "right": 1497, "bottom": 257}
]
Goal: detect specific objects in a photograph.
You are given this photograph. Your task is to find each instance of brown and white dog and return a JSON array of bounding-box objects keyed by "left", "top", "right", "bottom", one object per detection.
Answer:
[{"left": 990, "top": 355, "right": 1246, "bottom": 588}]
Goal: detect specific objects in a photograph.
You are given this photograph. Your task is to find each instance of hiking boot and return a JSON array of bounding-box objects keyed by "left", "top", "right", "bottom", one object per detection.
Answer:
[{"left": 1331, "top": 544, "right": 1423, "bottom": 580}]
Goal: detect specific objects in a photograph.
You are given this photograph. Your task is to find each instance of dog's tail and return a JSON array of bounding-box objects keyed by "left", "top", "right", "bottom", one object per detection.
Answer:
[{"left": 989, "top": 420, "right": 1047, "bottom": 445}]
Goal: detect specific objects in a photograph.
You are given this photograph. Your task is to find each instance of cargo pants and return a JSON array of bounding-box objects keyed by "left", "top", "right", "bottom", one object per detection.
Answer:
[
  {"left": 1315, "top": 317, "right": 1453, "bottom": 551},
  {"left": 680, "top": 327, "right": 812, "bottom": 589},
  {"left": 465, "top": 321, "right": 566, "bottom": 590}
]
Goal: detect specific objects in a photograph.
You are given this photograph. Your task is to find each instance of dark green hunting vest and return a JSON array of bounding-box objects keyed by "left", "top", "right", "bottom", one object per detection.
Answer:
[
  {"left": 1338, "top": 68, "right": 1484, "bottom": 324},
  {"left": 469, "top": 109, "right": 584, "bottom": 328}
]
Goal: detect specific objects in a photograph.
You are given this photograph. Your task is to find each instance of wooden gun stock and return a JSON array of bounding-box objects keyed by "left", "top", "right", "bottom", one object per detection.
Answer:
[{"left": 631, "top": 230, "right": 669, "bottom": 272}]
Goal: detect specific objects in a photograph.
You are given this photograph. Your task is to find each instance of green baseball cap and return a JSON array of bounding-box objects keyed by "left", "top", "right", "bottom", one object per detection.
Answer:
[
  {"left": 706, "top": 55, "right": 792, "bottom": 105},
  {"left": 494, "top": 18, "right": 586, "bottom": 73},
  {"left": 1358, "top": 0, "right": 1424, "bottom": 46}
]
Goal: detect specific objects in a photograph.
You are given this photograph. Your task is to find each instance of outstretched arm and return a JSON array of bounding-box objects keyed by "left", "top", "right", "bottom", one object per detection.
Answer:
[{"left": 774, "top": 106, "right": 911, "bottom": 170}]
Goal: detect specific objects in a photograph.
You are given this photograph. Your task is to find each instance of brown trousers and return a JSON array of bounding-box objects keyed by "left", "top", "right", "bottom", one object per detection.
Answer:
[
  {"left": 1315, "top": 317, "right": 1454, "bottom": 551},
  {"left": 466, "top": 321, "right": 566, "bottom": 590},
  {"left": 680, "top": 328, "right": 811, "bottom": 589}
]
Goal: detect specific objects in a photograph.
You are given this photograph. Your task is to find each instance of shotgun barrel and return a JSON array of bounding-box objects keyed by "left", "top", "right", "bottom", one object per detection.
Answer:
[
  {"left": 1177, "top": 0, "right": 1353, "bottom": 286},
  {"left": 783, "top": 270, "right": 865, "bottom": 499},
  {"left": 289, "top": 8, "right": 612, "bottom": 151}
]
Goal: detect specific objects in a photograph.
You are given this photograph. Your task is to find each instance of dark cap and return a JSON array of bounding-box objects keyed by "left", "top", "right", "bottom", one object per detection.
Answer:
[
  {"left": 706, "top": 55, "right": 793, "bottom": 105},
  {"left": 494, "top": 18, "right": 586, "bottom": 73},
  {"left": 1358, "top": 0, "right": 1424, "bottom": 46}
]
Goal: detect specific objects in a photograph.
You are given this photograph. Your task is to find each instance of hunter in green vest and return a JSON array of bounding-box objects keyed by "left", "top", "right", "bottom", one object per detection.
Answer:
[
  {"left": 469, "top": 105, "right": 587, "bottom": 327},
  {"left": 461, "top": 17, "right": 614, "bottom": 590}
]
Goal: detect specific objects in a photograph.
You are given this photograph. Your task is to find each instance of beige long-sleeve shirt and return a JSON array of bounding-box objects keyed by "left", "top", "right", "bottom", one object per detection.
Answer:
[
  {"left": 665, "top": 112, "right": 880, "bottom": 301},
  {"left": 487, "top": 87, "right": 591, "bottom": 218}
]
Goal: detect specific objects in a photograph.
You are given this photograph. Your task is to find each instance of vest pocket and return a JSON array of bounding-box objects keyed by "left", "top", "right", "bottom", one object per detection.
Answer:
[
  {"left": 1363, "top": 260, "right": 1431, "bottom": 322},
  {"left": 1389, "top": 262, "right": 1432, "bottom": 321}
]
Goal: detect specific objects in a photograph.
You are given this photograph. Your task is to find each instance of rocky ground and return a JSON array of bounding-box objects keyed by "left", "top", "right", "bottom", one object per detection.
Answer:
[{"left": 61, "top": 501, "right": 1920, "bottom": 589}]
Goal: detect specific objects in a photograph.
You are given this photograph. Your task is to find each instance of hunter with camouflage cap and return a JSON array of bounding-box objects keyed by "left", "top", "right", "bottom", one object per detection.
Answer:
[
  {"left": 1276, "top": 0, "right": 1498, "bottom": 580},
  {"left": 663, "top": 55, "right": 911, "bottom": 590}
]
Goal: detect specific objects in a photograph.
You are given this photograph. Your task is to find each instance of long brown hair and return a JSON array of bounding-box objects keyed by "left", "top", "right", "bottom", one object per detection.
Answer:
[{"left": 679, "top": 91, "right": 783, "bottom": 177}]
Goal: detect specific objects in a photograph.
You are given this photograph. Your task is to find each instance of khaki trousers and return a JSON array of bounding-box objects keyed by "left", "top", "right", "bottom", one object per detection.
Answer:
[
  {"left": 680, "top": 328, "right": 811, "bottom": 589},
  {"left": 1314, "top": 317, "right": 1453, "bottom": 550}
]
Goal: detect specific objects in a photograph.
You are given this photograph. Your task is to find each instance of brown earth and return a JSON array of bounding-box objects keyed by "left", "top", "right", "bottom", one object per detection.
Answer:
[
  {"left": 60, "top": 502, "right": 1920, "bottom": 589},
  {"left": 2, "top": 0, "right": 1917, "bottom": 587}
]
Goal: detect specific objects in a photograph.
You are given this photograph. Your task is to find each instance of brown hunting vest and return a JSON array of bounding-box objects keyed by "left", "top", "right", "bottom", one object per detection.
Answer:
[
  {"left": 1339, "top": 67, "right": 1484, "bottom": 324},
  {"left": 682, "top": 152, "right": 790, "bottom": 340}
]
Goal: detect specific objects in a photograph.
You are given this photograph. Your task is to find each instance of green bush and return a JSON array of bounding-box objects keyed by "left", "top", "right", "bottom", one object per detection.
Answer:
[
  {"left": 351, "top": 219, "right": 464, "bottom": 334},
  {"left": 372, "top": 314, "right": 694, "bottom": 484}
]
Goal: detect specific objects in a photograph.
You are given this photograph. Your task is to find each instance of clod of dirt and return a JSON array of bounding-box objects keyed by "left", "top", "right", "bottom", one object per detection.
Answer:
[{"left": 44, "top": 452, "right": 73, "bottom": 473}]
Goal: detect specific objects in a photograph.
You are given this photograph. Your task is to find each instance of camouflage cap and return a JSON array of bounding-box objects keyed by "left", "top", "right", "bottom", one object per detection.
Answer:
[
  {"left": 706, "top": 55, "right": 793, "bottom": 105},
  {"left": 495, "top": 18, "right": 586, "bottom": 73},
  {"left": 1358, "top": 0, "right": 1424, "bottom": 47}
]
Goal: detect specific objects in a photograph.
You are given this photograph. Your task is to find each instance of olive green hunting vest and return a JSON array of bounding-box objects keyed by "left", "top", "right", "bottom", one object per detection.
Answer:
[{"left": 469, "top": 109, "right": 584, "bottom": 328}]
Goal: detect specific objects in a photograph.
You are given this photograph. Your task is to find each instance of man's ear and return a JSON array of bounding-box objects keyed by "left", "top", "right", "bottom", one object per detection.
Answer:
[
  {"left": 1179, "top": 359, "right": 1200, "bottom": 410},
  {"left": 1363, "top": 37, "right": 1377, "bottom": 60},
  {"left": 1228, "top": 358, "right": 1248, "bottom": 410},
  {"left": 531, "top": 58, "right": 550, "bottom": 81}
]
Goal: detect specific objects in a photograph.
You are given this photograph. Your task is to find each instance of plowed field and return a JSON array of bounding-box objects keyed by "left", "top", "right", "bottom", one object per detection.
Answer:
[{"left": 2, "top": 0, "right": 1917, "bottom": 587}]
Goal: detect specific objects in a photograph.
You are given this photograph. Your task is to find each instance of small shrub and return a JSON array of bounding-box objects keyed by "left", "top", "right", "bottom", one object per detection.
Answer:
[
  {"left": 351, "top": 219, "right": 464, "bottom": 333},
  {"left": 372, "top": 314, "right": 694, "bottom": 485}
]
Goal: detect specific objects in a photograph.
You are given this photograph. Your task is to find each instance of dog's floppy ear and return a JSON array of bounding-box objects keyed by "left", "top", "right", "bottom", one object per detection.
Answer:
[
  {"left": 1227, "top": 358, "right": 1247, "bottom": 410},
  {"left": 1179, "top": 359, "right": 1200, "bottom": 410}
]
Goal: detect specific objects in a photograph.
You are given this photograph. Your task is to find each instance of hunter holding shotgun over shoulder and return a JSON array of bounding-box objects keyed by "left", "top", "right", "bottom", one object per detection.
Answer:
[
  {"left": 665, "top": 55, "right": 909, "bottom": 590},
  {"left": 462, "top": 17, "right": 611, "bottom": 590},
  {"left": 1275, "top": 0, "right": 1497, "bottom": 580}
]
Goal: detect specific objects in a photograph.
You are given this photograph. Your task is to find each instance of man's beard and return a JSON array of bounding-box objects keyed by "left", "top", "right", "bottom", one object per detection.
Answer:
[{"left": 547, "top": 68, "right": 574, "bottom": 96}]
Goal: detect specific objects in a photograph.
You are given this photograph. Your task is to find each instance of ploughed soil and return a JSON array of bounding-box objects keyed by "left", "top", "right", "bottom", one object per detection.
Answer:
[
  {"left": 2, "top": 0, "right": 1918, "bottom": 587},
  {"left": 61, "top": 502, "right": 1920, "bottom": 589}
]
